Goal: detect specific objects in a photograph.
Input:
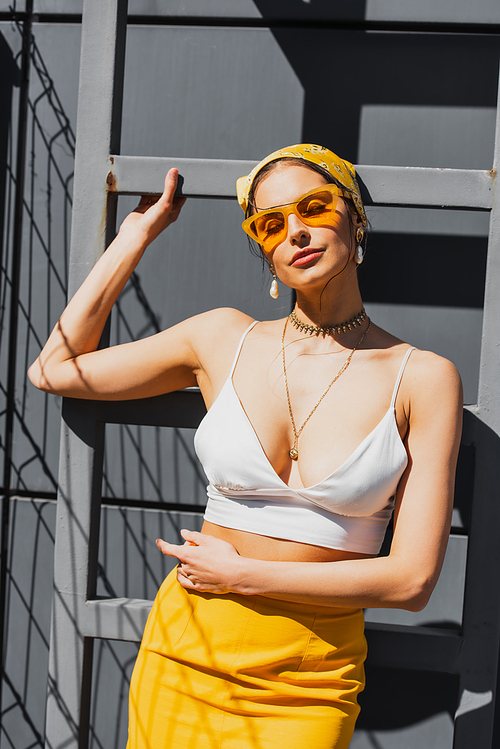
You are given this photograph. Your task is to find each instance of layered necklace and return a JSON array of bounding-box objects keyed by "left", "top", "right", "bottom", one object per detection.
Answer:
[{"left": 282, "top": 312, "right": 371, "bottom": 461}]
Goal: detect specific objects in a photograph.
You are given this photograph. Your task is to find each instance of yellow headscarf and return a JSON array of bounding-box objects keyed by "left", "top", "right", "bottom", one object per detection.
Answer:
[{"left": 236, "top": 143, "right": 367, "bottom": 228}]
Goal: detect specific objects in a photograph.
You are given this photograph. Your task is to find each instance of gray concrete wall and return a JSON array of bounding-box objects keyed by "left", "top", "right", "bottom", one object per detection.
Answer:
[{"left": 1, "top": 5, "right": 499, "bottom": 748}]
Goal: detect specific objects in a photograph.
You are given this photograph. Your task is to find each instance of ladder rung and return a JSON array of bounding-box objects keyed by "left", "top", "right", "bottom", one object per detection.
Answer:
[
  {"left": 107, "top": 155, "right": 494, "bottom": 210},
  {"left": 98, "top": 389, "right": 205, "bottom": 427},
  {"left": 84, "top": 598, "right": 153, "bottom": 641},
  {"left": 84, "top": 597, "right": 463, "bottom": 674},
  {"left": 365, "top": 622, "right": 462, "bottom": 673}
]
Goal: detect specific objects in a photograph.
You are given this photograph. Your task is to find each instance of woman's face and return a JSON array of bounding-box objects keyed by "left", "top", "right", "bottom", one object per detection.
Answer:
[{"left": 252, "top": 163, "right": 361, "bottom": 293}]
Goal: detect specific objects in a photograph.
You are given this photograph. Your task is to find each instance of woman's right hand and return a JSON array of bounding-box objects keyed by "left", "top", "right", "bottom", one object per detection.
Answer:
[
  {"left": 27, "top": 167, "right": 193, "bottom": 399},
  {"left": 118, "top": 168, "right": 186, "bottom": 247}
]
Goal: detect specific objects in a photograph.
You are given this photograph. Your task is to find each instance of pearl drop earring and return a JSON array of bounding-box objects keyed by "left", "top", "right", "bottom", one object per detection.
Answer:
[
  {"left": 355, "top": 228, "right": 364, "bottom": 265},
  {"left": 269, "top": 266, "right": 279, "bottom": 299}
]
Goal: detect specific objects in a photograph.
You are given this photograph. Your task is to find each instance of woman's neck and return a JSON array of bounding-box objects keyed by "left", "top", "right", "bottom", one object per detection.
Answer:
[{"left": 294, "top": 281, "right": 364, "bottom": 331}]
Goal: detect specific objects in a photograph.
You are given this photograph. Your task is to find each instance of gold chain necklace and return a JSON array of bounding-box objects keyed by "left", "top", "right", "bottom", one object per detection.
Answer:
[
  {"left": 289, "top": 307, "right": 367, "bottom": 337},
  {"left": 282, "top": 317, "right": 371, "bottom": 461}
]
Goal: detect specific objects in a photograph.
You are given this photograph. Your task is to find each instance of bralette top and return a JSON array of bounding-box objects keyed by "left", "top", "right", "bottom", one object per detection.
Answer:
[{"left": 195, "top": 321, "right": 414, "bottom": 554}]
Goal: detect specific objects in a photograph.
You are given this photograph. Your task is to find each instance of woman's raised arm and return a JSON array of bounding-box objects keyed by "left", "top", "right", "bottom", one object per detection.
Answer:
[{"left": 27, "top": 169, "right": 200, "bottom": 400}]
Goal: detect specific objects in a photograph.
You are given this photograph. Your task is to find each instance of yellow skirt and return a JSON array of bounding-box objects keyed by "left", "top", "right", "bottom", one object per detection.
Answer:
[{"left": 127, "top": 568, "right": 366, "bottom": 749}]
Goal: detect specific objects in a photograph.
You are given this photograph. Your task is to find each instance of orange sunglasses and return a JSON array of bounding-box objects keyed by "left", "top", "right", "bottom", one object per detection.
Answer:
[{"left": 241, "top": 184, "right": 343, "bottom": 252}]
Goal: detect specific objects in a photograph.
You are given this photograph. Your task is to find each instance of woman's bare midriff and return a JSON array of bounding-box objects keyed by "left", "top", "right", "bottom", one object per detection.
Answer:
[{"left": 201, "top": 521, "right": 375, "bottom": 563}]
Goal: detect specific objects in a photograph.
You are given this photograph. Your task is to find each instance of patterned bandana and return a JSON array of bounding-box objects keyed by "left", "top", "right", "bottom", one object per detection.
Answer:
[{"left": 236, "top": 143, "right": 367, "bottom": 228}]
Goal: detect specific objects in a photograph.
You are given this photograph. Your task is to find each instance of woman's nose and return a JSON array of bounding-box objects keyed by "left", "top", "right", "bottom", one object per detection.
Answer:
[{"left": 287, "top": 213, "right": 310, "bottom": 244}]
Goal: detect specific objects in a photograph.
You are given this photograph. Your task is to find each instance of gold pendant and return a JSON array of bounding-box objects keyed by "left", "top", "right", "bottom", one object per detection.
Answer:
[{"left": 289, "top": 447, "right": 299, "bottom": 460}]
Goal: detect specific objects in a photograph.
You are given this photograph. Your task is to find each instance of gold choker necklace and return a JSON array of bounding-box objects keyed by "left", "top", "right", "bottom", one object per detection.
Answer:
[{"left": 289, "top": 308, "right": 367, "bottom": 337}]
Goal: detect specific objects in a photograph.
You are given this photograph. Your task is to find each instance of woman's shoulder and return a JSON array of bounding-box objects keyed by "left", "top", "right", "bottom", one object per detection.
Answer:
[
  {"left": 182, "top": 308, "right": 256, "bottom": 362},
  {"left": 180, "top": 307, "right": 254, "bottom": 337},
  {"left": 395, "top": 345, "right": 463, "bottom": 453},
  {"left": 405, "top": 347, "right": 460, "bottom": 379},
  {"left": 370, "top": 323, "right": 462, "bottom": 407},
  {"left": 403, "top": 347, "right": 462, "bottom": 406},
  {"left": 188, "top": 308, "right": 288, "bottom": 345}
]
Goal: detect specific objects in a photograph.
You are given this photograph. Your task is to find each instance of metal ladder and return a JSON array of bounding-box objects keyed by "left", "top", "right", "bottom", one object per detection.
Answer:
[{"left": 44, "top": 1, "right": 500, "bottom": 747}]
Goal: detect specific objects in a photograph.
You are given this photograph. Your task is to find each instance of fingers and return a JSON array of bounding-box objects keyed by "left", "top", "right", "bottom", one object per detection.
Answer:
[
  {"left": 134, "top": 169, "right": 183, "bottom": 213},
  {"left": 165, "top": 167, "right": 178, "bottom": 189},
  {"left": 146, "top": 169, "right": 185, "bottom": 225},
  {"left": 161, "top": 168, "right": 180, "bottom": 206},
  {"left": 156, "top": 532, "right": 198, "bottom": 559},
  {"left": 176, "top": 565, "right": 197, "bottom": 590},
  {"left": 180, "top": 528, "right": 202, "bottom": 545},
  {"left": 156, "top": 538, "right": 186, "bottom": 560}
]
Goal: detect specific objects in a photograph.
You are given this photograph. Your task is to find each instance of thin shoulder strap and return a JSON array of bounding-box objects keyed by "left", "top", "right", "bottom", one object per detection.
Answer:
[
  {"left": 390, "top": 347, "right": 416, "bottom": 408},
  {"left": 229, "top": 320, "right": 259, "bottom": 378}
]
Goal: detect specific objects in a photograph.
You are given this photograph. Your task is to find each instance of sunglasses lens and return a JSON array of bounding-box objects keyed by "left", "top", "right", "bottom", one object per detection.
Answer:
[
  {"left": 297, "top": 190, "right": 335, "bottom": 222},
  {"left": 242, "top": 187, "right": 339, "bottom": 247},
  {"left": 251, "top": 211, "right": 286, "bottom": 245}
]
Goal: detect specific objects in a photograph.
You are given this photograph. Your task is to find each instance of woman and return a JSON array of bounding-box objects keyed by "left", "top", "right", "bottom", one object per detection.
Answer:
[{"left": 29, "top": 144, "right": 462, "bottom": 748}]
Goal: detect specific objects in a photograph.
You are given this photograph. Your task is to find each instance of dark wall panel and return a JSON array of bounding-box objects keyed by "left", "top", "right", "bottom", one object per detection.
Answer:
[
  {"left": 355, "top": 666, "right": 458, "bottom": 749},
  {"left": 0, "top": 25, "right": 22, "bottom": 485},
  {"left": 121, "top": 25, "right": 305, "bottom": 160}
]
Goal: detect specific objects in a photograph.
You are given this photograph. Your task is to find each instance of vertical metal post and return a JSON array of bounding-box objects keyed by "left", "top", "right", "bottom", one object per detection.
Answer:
[
  {"left": 44, "top": 1, "right": 128, "bottom": 747},
  {"left": 453, "top": 66, "right": 500, "bottom": 748},
  {"left": 0, "top": 3, "right": 33, "bottom": 738}
]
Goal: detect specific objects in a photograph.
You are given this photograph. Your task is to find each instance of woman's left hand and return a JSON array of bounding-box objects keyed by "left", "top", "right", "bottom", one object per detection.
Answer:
[{"left": 156, "top": 529, "right": 243, "bottom": 594}]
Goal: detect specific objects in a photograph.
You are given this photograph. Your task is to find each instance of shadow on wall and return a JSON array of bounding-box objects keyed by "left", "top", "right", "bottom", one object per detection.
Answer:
[
  {"left": 358, "top": 666, "right": 459, "bottom": 730},
  {"left": 0, "top": 33, "right": 20, "bottom": 292},
  {"left": 252, "top": 17, "right": 499, "bottom": 159},
  {"left": 357, "top": 232, "right": 486, "bottom": 314}
]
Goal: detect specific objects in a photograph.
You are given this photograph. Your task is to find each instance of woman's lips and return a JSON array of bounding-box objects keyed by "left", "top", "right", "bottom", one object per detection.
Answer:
[{"left": 291, "top": 249, "right": 324, "bottom": 267}]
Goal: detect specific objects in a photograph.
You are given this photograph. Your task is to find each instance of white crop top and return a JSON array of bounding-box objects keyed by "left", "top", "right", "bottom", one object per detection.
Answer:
[{"left": 195, "top": 321, "right": 414, "bottom": 554}]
